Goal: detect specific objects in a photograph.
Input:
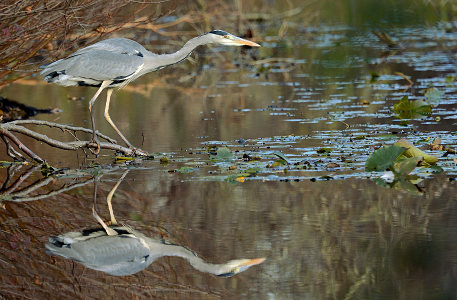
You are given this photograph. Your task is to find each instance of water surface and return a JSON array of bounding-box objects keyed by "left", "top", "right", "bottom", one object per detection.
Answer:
[{"left": 1, "top": 2, "right": 457, "bottom": 299}]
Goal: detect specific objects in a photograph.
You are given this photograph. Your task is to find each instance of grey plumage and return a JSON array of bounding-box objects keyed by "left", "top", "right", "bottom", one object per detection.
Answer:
[
  {"left": 45, "top": 169, "right": 265, "bottom": 277},
  {"left": 41, "top": 38, "right": 149, "bottom": 87},
  {"left": 45, "top": 225, "right": 265, "bottom": 277},
  {"left": 46, "top": 227, "right": 154, "bottom": 276},
  {"left": 39, "top": 31, "right": 260, "bottom": 153}
]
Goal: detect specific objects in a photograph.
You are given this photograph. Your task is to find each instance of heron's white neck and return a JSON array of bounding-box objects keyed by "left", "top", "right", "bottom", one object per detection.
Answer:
[
  {"left": 150, "top": 241, "right": 225, "bottom": 275},
  {"left": 144, "top": 35, "right": 213, "bottom": 72}
]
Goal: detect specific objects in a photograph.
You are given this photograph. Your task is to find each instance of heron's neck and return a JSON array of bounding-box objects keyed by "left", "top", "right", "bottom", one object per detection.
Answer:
[
  {"left": 152, "top": 241, "right": 224, "bottom": 275},
  {"left": 145, "top": 35, "right": 212, "bottom": 71}
]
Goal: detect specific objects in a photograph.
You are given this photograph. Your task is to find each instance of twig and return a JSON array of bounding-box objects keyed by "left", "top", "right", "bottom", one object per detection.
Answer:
[
  {"left": 1, "top": 165, "right": 39, "bottom": 195},
  {"left": 0, "top": 127, "right": 44, "bottom": 163},
  {"left": 1, "top": 135, "right": 25, "bottom": 161},
  {"left": 3, "top": 180, "right": 92, "bottom": 202}
]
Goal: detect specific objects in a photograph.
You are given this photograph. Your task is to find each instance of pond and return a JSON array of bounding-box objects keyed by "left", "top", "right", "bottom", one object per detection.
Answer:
[{"left": 1, "top": 1, "right": 457, "bottom": 299}]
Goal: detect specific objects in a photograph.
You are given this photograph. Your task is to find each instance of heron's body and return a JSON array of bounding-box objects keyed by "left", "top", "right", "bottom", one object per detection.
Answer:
[
  {"left": 42, "top": 37, "right": 192, "bottom": 88},
  {"left": 46, "top": 224, "right": 264, "bottom": 276},
  {"left": 46, "top": 226, "right": 153, "bottom": 276},
  {"left": 40, "top": 31, "right": 260, "bottom": 155},
  {"left": 46, "top": 170, "right": 265, "bottom": 277}
]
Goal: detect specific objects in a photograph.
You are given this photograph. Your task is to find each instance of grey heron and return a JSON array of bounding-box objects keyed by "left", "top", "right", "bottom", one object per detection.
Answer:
[
  {"left": 40, "top": 30, "right": 260, "bottom": 155},
  {"left": 45, "top": 171, "right": 265, "bottom": 276}
]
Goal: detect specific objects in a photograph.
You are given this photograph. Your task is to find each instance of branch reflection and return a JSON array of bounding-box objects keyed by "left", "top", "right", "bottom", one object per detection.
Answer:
[{"left": 0, "top": 164, "right": 94, "bottom": 202}]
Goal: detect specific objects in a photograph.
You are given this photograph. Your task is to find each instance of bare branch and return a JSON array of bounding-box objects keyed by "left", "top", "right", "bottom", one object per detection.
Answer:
[
  {"left": 0, "top": 126, "right": 44, "bottom": 162},
  {"left": 8, "top": 120, "right": 117, "bottom": 143},
  {"left": 0, "top": 120, "right": 150, "bottom": 161},
  {"left": 1, "top": 134, "right": 25, "bottom": 161}
]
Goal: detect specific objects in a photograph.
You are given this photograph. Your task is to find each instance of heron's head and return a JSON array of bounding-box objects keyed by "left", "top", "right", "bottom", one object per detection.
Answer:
[
  {"left": 207, "top": 30, "right": 261, "bottom": 47},
  {"left": 216, "top": 257, "right": 266, "bottom": 277}
]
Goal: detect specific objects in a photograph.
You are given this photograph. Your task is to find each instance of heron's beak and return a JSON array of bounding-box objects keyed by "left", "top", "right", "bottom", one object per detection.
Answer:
[
  {"left": 231, "top": 36, "right": 261, "bottom": 47},
  {"left": 241, "top": 257, "right": 266, "bottom": 267}
]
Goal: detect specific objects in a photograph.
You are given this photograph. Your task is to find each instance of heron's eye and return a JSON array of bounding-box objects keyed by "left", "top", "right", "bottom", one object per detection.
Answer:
[{"left": 224, "top": 35, "right": 233, "bottom": 39}]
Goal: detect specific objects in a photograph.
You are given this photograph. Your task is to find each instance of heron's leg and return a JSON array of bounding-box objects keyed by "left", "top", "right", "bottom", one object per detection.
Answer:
[
  {"left": 92, "top": 205, "right": 118, "bottom": 236},
  {"left": 106, "top": 170, "right": 129, "bottom": 226},
  {"left": 88, "top": 80, "right": 112, "bottom": 154},
  {"left": 104, "top": 89, "right": 135, "bottom": 149},
  {"left": 92, "top": 177, "right": 117, "bottom": 236}
]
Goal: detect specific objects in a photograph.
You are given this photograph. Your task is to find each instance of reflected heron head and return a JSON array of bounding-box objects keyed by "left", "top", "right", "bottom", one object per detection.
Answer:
[
  {"left": 216, "top": 257, "right": 266, "bottom": 277},
  {"left": 207, "top": 30, "right": 261, "bottom": 47}
]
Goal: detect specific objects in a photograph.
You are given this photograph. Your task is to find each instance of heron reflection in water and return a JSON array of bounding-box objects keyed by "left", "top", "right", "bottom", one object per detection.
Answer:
[
  {"left": 40, "top": 31, "right": 260, "bottom": 155},
  {"left": 45, "top": 171, "right": 265, "bottom": 277}
]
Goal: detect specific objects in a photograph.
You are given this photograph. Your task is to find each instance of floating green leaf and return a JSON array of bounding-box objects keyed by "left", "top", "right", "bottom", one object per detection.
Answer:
[
  {"left": 428, "top": 165, "right": 444, "bottom": 173},
  {"left": 369, "top": 71, "right": 380, "bottom": 83},
  {"left": 393, "top": 96, "right": 432, "bottom": 119},
  {"left": 317, "top": 148, "right": 332, "bottom": 154},
  {"left": 176, "top": 166, "right": 197, "bottom": 173},
  {"left": 365, "top": 145, "right": 406, "bottom": 172},
  {"left": 394, "top": 156, "right": 422, "bottom": 176},
  {"left": 445, "top": 75, "right": 456, "bottom": 84},
  {"left": 424, "top": 88, "right": 443, "bottom": 107},
  {"left": 273, "top": 151, "right": 290, "bottom": 164},
  {"left": 211, "top": 147, "right": 234, "bottom": 161}
]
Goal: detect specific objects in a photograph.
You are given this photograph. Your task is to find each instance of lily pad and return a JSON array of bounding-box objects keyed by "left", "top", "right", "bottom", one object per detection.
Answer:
[
  {"left": 211, "top": 147, "right": 234, "bottom": 161},
  {"left": 317, "top": 148, "right": 332, "bottom": 154},
  {"left": 424, "top": 88, "right": 443, "bottom": 107},
  {"left": 365, "top": 145, "right": 406, "bottom": 172},
  {"left": 393, "top": 96, "right": 432, "bottom": 119},
  {"left": 176, "top": 166, "right": 197, "bottom": 173}
]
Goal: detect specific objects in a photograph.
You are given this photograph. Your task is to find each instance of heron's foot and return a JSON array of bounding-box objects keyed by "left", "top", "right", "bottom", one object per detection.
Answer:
[
  {"left": 105, "top": 220, "right": 119, "bottom": 226},
  {"left": 89, "top": 136, "right": 101, "bottom": 155}
]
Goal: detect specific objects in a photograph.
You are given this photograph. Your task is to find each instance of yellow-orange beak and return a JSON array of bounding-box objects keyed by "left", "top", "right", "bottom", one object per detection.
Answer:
[
  {"left": 232, "top": 36, "right": 261, "bottom": 47},
  {"left": 241, "top": 257, "right": 266, "bottom": 267}
]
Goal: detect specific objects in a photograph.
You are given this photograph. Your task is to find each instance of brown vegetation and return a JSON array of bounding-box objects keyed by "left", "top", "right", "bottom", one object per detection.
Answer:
[{"left": 0, "top": 0, "right": 174, "bottom": 88}]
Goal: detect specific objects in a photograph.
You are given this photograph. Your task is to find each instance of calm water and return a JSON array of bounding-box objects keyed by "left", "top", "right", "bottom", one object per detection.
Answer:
[{"left": 1, "top": 2, "right": 457, "bottom": 299}]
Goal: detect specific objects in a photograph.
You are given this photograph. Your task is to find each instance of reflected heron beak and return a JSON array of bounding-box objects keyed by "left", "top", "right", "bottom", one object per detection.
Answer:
[{"left": 238, "top": 257, "right": 266, "bottom": 272}]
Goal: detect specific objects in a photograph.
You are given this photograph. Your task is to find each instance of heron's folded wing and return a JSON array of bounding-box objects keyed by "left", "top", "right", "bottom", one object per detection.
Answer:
[
  {"left": 68, "top": 38, "right": 148, "bottom": 58},
  {"left": 42, "top": 50, "right": 144, "bottom": 82},
  {"left": 46, "top": 235, "right": 154, "bottom": 276}
]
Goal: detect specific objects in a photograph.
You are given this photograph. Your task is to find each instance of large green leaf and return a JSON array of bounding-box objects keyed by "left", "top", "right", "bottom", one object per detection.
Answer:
[{"left": 365, "top": 145, "right": 407, "bottom": 172}]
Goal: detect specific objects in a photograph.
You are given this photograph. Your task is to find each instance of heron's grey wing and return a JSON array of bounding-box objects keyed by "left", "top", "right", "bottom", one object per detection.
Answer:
[
  {"left": 46, "top": 234, "right": 154, "bottom": 276},
  {"left": 68, "top": 38, "right": 149, "bottom": 58},
  {"left": 41, "top": 50, "right": 144, "bottom": 85}
]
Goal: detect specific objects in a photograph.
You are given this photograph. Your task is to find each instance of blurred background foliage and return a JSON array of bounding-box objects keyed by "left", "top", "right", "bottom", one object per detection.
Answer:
[{"left": 1, "top": 0, "right": 457, "bottom": 87}]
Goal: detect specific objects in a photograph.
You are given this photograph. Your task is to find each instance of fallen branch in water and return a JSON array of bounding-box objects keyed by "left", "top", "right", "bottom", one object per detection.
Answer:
[{"left": 0, "top": 120, "right": 149, "bottom": 162}]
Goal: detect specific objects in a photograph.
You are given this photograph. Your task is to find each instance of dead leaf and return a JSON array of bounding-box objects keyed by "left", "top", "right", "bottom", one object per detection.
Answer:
[{"left": 394, "top": 139, "right": 438, "bottom": 165}]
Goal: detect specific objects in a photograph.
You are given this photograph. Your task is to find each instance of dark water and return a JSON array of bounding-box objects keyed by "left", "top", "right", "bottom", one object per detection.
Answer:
[{"left": 1, "top": 2, "right": 457, "bottom": 299}]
